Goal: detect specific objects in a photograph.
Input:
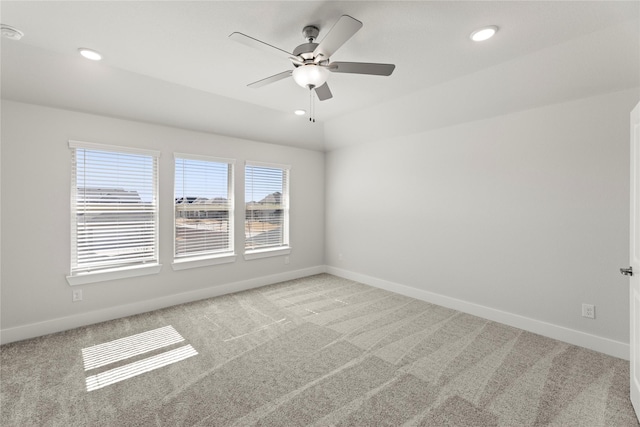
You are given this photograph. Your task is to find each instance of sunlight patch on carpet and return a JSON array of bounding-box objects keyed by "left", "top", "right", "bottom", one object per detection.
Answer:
[
  {"left": 81, "top": 325, "right": 198, "bottom": 392},
  {"left": 82, "top": 325, "right": 185, "bottom": 370},
  {"left": 85, "top": 344, "right": 198, "bottom": 391}
]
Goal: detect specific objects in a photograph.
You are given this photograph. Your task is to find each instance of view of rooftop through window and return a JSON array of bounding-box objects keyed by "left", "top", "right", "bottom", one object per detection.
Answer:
[
  {"left": 73, "top": 149, "right": 288, "bottom": 267},
  {"left": 245, "top": 164, "right": 289, "bottom": 250},
  {"left": 174, "top": 157, "right": 233, "bottom": 258},
  {"left": 76, "top": 149, "right": 156, "bottom": 203},
  {"left": 71, "top": 146, "right": 158, "bottom": 273}
]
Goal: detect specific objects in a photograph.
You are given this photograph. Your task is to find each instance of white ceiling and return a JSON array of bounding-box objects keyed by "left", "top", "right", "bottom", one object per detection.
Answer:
[{"left": 2, "top": 1, "right": 639, "bottom": 151}]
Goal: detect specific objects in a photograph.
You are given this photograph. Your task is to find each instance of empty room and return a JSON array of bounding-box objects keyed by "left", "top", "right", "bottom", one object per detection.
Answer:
[{"left": 2, "top": 1, "right": 640, "bottom": 425}]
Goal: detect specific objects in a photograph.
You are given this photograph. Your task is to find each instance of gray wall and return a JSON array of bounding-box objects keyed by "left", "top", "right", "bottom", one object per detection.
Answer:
[
  {"left": 0, "top": 100, "right": 325, "bottom": 338},
  {"left": 325, "top": 88, "right": 638, "bottom": 347},
  {"left": 2, "top": 87, "right": 638, "bottom": 356}
]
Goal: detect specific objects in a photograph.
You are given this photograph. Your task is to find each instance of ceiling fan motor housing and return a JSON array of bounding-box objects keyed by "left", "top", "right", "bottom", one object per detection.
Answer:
[
  {"left": 293, "top": 43, "right": 320, "bottom": 61},
  {"left": 292, "top": 26, "right": 326, "bottom": 63}
]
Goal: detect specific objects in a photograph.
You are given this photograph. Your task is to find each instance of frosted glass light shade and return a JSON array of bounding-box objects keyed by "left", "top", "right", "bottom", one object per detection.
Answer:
[{"left": 292, "top": 65, "right": 328, "bottom": 88}]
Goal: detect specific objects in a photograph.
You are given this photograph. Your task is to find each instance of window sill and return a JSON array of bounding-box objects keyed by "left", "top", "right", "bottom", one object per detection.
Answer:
[
  {"left": 171, "top": 253, "right": 236, "bottom": 271},
  {"left": 67, "top": 263, "right": 162, "bottom": 286},
  {"left": 244, "top": 247, "right": 291, "bottom": 260}
]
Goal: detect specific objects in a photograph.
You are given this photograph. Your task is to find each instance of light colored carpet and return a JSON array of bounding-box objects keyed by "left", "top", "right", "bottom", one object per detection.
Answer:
[{"left": 1, "top": 273, "right": 638, "bottom": 426}]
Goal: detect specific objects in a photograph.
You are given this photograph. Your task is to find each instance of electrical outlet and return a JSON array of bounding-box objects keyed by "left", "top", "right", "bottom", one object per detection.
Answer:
[
  {"left": 582, "top": 303, "right": 595, "bottom": 319},
  {"left": 284, "top": 256, "right": 290, "bottom": 265},
  {"left": 72, "top": 289, "right": 83, "bottom": 302},
  {"left": 338, "top": 253, "right": 344, "bottom": 261}
]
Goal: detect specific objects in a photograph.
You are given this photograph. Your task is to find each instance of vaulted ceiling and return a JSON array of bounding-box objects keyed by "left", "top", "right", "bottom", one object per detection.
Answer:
[{"left": 2, "top": 1, "right": 639, "bottom": 151}]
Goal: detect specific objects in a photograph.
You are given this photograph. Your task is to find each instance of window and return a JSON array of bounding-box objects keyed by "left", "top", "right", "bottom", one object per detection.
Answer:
[
  {"left": 245, "top": 162, "right": 290, "bottom": 258},
  {"left": 174, "top": 154, "right": 235, "bottom": 268},
  {"left": 68, "top": 141, "right": 160, "bottom": 284}
]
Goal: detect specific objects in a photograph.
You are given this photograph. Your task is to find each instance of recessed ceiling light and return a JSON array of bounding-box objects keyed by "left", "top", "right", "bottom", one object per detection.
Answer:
[
  {"left": 1, "top": 24, "right": 24, "bottom": 41},
  {"left": 78, "top": 48, "right": 102, "bottom": 61},
  {"left": 470, "top": 26, "right": 498, "bottom": 42},
  {"left": 294, "top": 109, "right": 306, "bottom": 116}
]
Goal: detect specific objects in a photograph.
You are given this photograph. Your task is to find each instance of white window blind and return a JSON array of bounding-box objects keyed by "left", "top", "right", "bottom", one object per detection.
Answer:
[
  {"left": 70, "top": 142, "right": 159, "bottom": 274},
  {"left": 174, "top": 155, "right": 234, "bottom": 259},
  {"left": 245, "top": 162, "right": 289, "bottom": 251}
]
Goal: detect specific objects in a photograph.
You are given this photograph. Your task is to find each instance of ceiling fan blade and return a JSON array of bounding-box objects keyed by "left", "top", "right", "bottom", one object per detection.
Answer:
[
  {"left": 229, "top": 32, "right": 292, "bottom": 58},
  {"left": 247, "top": 70, "right": 292, "bottom": 88},
  {"left": 313, "top": 15, "right": 363, "bottom": 59},
  {"left": 329, "top": 62, "right": 395, "bottom": 76},
  {"left": 314, "top": 82, "right": 333, "bottom": 101}
]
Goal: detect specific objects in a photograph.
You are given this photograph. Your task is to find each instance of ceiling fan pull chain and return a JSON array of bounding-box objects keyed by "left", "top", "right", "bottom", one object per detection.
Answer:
[{"left": 309, "top": 88, "right": 316, "bottom": 123}]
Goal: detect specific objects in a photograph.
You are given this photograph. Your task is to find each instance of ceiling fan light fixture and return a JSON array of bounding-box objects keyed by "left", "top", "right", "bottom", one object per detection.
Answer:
[
  {"left": 470, "top": 26, "right": 498, "bottom": 42},
  {"left": 292, "top": 64, "right": 328, "bottom": 89}
]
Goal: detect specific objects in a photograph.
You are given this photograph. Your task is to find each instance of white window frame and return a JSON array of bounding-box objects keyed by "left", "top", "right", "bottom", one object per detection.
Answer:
[
  {"left": 67, "top": 140, "right": 162, "bottom": 286},
  {"left": 244, "top": 161, "right": 291, "bottom": 260},
  {"left": 172, "top": 153, "right": 236, "bottom": 270}
]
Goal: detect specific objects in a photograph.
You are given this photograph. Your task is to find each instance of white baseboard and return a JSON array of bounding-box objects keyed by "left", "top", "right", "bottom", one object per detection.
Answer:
[
  {"left": 0, "top": 266, "right": 326, "bottom": 345},
  {"left": 326, "top": 266, "right": 630, "bottom": 360}
]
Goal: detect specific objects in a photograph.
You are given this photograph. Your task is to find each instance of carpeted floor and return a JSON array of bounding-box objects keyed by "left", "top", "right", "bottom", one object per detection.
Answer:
[{"left": 1, "top": 273, "right": 638, "bottom": 426}]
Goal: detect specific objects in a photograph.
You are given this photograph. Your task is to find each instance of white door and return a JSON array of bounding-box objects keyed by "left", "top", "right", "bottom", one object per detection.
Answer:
[{"left": 629, "top": 101, "right": 640, "bottom": 420}]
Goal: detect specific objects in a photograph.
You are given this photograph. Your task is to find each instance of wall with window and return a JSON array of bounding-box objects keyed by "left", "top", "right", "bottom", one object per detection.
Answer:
[
  {"left": 325, "top": 88, "right": 638, "bottom": 357},
  {"left": 0, "top": 100, "right": 325, "bottom": 342}
]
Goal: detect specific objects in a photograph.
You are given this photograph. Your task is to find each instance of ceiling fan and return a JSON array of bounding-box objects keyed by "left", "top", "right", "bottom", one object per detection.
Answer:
[{"left": 229, "top": 15, "right": 395, "bottom": 101}]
